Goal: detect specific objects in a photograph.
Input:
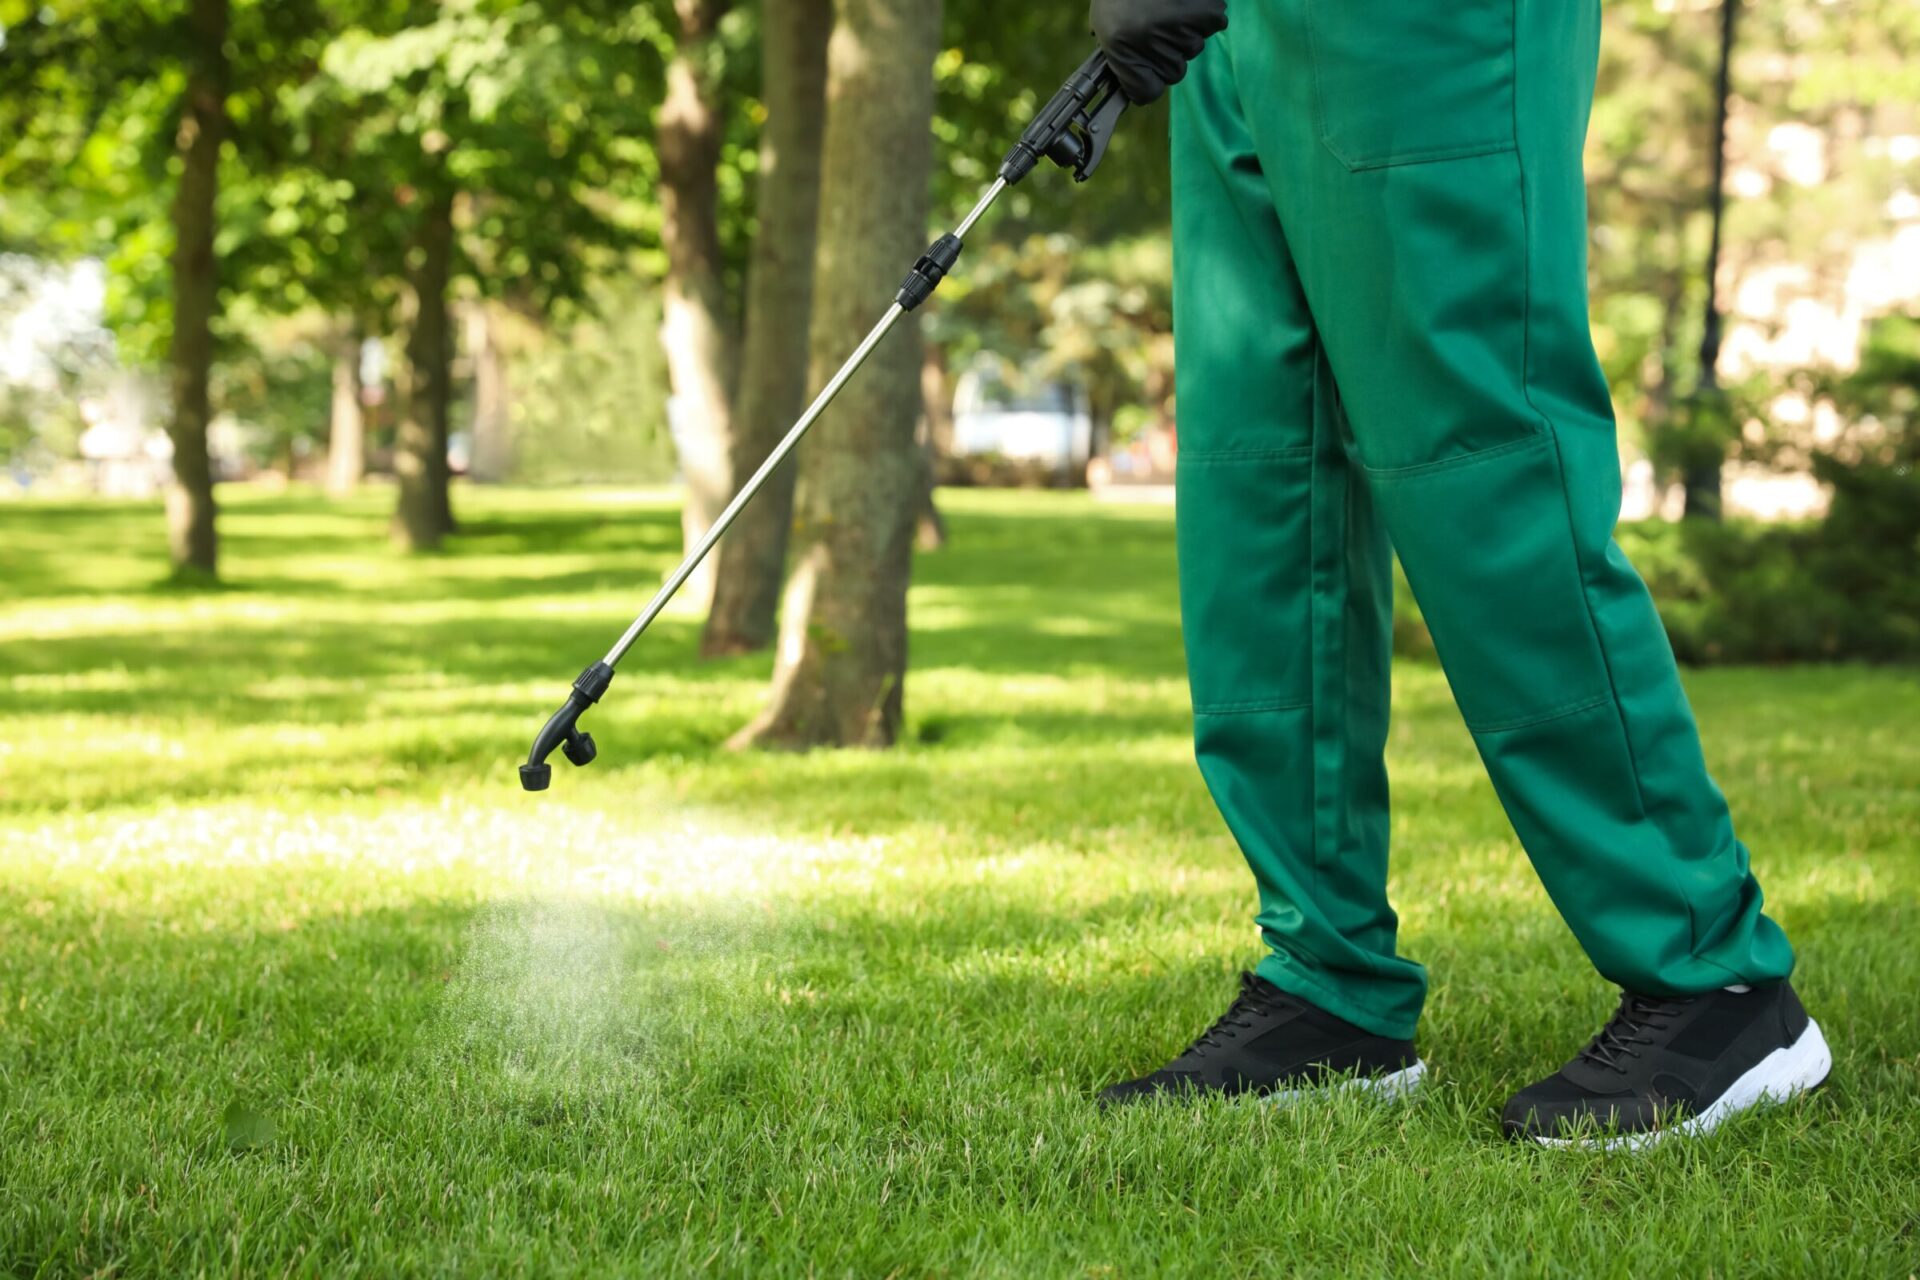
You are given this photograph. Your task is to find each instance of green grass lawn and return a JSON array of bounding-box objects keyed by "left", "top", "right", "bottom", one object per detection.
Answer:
[{"left": 2, "top": 485, "right": 1916, "bottom": 1277}]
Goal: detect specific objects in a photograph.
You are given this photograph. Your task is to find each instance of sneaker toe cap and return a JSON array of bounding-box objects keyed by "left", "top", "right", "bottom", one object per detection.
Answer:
[
  {"left": 1097, "top": 1071, "right": 1202, "bottom": 1108},
  {"left": 1503, "top": 1073, "right": 1665, "bottom": 1141}
]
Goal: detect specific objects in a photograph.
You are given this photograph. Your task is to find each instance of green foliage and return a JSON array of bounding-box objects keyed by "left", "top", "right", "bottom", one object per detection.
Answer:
[
  {"left": 1823, "top": 312, "right": 1920, "bottom": 466},
  {"left": 1628, "top": 391, "right": 1912, "bottom": 660},
  {"left": 936, "top": 230, "right": 1173, "bottom": 440},
  {"left": 1583, "top": 0, "right": 1917, "bottom": 481},
  {"left": 0, "top": 0, "right": 349, "bottom": 359},
  {"left": 297, "top": 0, "right": 663, "bottom": 316},
  {"left": 0, "top": 256, "right": 115, "bottom": 464},
  {"left": 1614, "top": 315, "right": 1920, "bottom": 664},
  {"left": 507, "top": 280, "right": 677, "bottom": 484},
  {"left": 1627, "top": 517, "right": 1914, "bottom": 663},
  {"left": 0, "top": 380, "right": 84, "bottom": 465},
  {"left": 933, "top": 6, "right": 1172, "bottom": 236},
  {"left": 212, "top": 329, "right": 335, "bottom": 468},
  {"left": 2, "top": 0, "right": 676, "bottom": 480},
  {"left": 1649, "top": 382, "right": 1747, "bottom": 481},
  {"left": 1678, "top": 313, "right": 1919, "bottom": 659}
]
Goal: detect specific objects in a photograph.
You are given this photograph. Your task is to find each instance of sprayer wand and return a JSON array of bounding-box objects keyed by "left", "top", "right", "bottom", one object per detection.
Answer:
[{"left": 520, "top": 49, "right": 1129, "bottom": 792}]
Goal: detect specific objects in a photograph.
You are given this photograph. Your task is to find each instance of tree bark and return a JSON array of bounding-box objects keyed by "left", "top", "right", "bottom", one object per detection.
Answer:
[
  {"left": 163, "top": 0, "right": 228, "bottom": 581},
  {"left": 658, "top": 0, "right": 737, "bottom": 610},
  {"left": 701, "top": 0, "right": 833, "bottom": 656},
  {"left": 732, "top": 0, "right": 941, "bottom": 750},
  {"left": 326, "top": 324, "right": 366, "bottom": 498},
  {"left": 465, "top": 301, "right": 512, "bottom": 483},
  {"left": 394, "top": 186, "right": 456, "bottom": 551}
]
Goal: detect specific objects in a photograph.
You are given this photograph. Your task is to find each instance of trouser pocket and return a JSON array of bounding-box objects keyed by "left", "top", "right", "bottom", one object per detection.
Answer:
[{"left": 1307, "top": 0, "right": 1517, "bottom": 171}]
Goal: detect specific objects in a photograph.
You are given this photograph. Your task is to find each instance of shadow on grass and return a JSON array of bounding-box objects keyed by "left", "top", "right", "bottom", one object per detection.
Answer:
[{"left": 1, "top": 491, "right": 1190, "bottom": 769}]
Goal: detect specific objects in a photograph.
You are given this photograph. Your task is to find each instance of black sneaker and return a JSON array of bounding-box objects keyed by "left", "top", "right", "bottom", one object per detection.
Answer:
[
  {"left": 1503, "top": 981, "right": 1831, "bottom": 1148},
  {"left": 1097, "top": 971, "right": 1425, "bottom": 1107}
]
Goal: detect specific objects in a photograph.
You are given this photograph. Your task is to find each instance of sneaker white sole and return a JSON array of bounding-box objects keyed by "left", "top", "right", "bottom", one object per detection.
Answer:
[
  {"left": 1532, "top": 1019, "right": 1833, "bottom": 1151},
  {"left": 1266, "top": 1059, "right": 1428, "bottom": 1107}
]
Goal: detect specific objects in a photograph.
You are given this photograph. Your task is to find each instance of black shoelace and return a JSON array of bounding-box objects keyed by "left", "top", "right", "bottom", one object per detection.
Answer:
[
  {"left": 1577, "top": 992, "right": 1692, "bottom": 1074},
  {"left": 1183, "top": 971, "right": 1288, "bottom": 1057}
]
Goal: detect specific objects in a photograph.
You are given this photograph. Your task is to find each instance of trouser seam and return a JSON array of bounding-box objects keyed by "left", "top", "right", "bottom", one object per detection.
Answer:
[
  {"left": 1466, "top": 693, "right": 1610, "bottom": 736},
  {"left": 1307, "top": 349, "right": 1328, "bottom": 899},
  {"left": 1179, "top": 447, "right": 1316, "bottom": 465},
  {"left": 1194, "top": 697, "right": 1313, "bottom": 716},
  {"left": 1359, "top": 433, "right": 1546, "bottom": 481}
]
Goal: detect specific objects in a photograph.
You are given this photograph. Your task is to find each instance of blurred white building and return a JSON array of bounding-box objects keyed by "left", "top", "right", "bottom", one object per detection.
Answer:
[
  {"left": 951, "top": 363, "right": 1095, "bottom": 479},
  {"left": 75, "top": 377, "right": 170, "bottom": 497}
]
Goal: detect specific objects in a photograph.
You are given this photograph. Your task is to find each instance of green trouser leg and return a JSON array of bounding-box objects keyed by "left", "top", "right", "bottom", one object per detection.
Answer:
[{"left": 1172, "top": 0, "right": 1795, "bottom": 1040}]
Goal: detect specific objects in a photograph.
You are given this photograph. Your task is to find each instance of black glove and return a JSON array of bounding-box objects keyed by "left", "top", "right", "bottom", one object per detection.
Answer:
[{"left": 1091, "top": 0, "right": 1228, "bottom": 106}]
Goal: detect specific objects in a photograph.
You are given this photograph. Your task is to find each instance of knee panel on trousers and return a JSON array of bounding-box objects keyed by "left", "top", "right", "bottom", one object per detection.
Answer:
[{"left": 1371, "top": 435, "right": 1612, "bottom": 734}]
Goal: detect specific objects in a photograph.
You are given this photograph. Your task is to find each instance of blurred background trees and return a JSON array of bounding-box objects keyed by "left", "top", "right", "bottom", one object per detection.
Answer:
[{"left": 2, "top": 0, "right": 1917, "bottom": 725}]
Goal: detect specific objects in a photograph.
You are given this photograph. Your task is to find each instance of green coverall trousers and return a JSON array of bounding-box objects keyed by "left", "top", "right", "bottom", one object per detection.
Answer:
[{"left": 1171, "top": 0, "right": 1795, "bottom": 1039}]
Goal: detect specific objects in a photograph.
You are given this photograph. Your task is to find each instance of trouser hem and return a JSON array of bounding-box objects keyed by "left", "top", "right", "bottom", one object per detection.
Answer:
[
  {"left": 1254, "top": 952, "right": 1420, "bottom": 1041},
  {"left": 1598, "top": 948, "right": 1794, "bottom": 1000}
]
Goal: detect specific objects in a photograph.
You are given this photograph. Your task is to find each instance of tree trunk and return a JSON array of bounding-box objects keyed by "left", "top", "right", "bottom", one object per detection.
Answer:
[
  {"left": 658, "top": 0, "right": 737, "bottom": 611},
  {"left": 731, "top": 0, "right": 941, "bottom": 750},
  {"left": 701, "top": 0, "right": 833, "bottom": 656},
  {"left": 326, "top": 324, "right": 366, "bottom": 498},
  {"left": 163, "top": 0, "right": 228, "bottom": 581},
  {"left": 466, "top": 302, "right": 512, "bottom": 483},
  {"left": 914, "top": 460, "right": 948, "bottom": 552},
  {"left": 915, "top": 342, "right": 951, "bottom": 550},
  {"left": 1684, "top": 0, "right": 1738, "bottom": 521},
  {"left": 920, "top": 341, "right": 955, "bottom": 458},
  {"left": 394, "top": 186, "right": 456, "bottom": 551}
]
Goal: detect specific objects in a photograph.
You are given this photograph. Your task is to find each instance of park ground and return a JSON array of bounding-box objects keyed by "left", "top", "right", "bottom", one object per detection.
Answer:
[{"left": 1, "top": 486, "right": 1916, "bottom": 1277}]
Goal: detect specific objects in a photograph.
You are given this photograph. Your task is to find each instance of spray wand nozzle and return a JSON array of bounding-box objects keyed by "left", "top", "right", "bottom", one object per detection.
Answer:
[{"left": 519, "top": 661, "right": 613, "bottom": 791}]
